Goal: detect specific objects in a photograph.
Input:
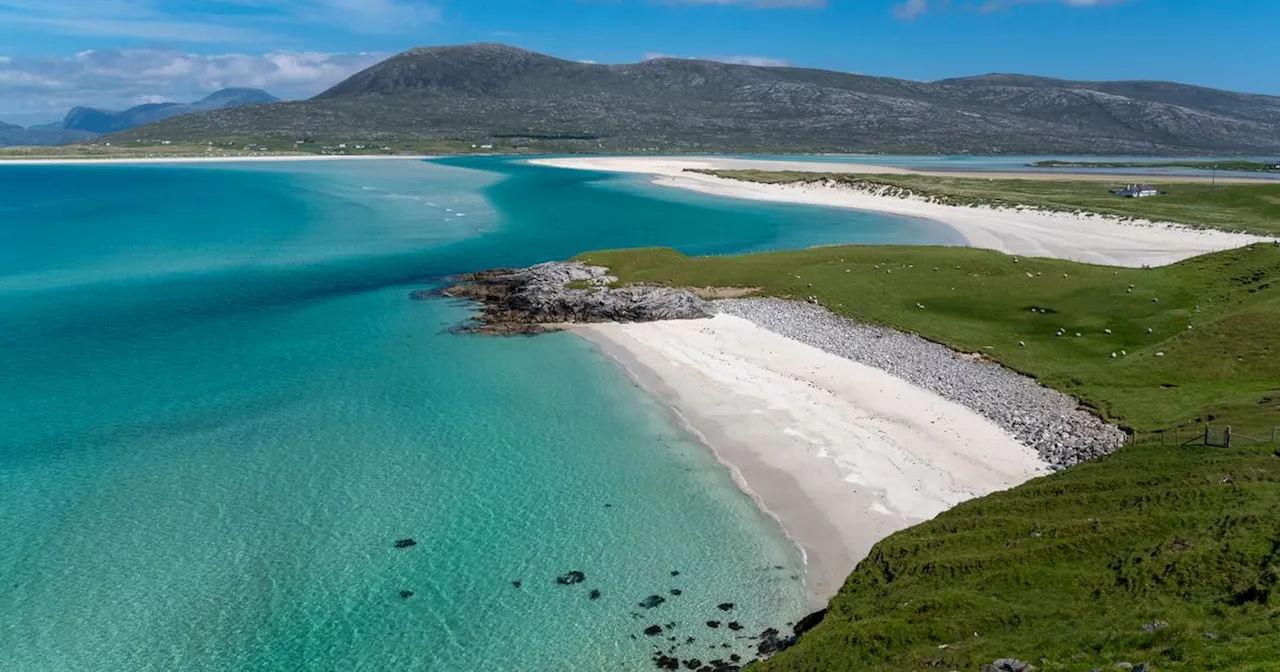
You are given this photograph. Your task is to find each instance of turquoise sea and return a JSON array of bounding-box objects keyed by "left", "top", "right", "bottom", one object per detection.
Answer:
[{"left": 0, "top": 157, "right": 963, "bottom": 671}]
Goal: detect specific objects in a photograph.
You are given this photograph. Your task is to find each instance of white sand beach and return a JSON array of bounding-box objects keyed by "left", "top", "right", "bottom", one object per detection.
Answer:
[
  {"left": 577, "top": 315, "right": 1050, "bottom": 607},
  {"left": 532, "top": 157, "right": 1273, "bottom": 267}
]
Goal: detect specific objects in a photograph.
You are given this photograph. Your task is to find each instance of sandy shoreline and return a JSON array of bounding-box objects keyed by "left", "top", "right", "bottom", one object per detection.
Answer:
[
  {"left": 576, "top": 315, "right": 1050, "bottom": 607},
  {"left": 531, "top": 157, "right": 1272, "bottom": 267},
  {"left": 0, "top": 154, "right": 436, "bottom": 167}
]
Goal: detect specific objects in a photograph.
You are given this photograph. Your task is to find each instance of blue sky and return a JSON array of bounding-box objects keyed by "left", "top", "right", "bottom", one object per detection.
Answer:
[{"left": 0, "top": 0, "right": 1276, "bottom": 125}]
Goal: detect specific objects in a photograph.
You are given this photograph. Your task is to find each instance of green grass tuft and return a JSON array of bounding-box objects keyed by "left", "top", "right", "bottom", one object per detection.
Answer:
[{"left": 701, "top": 170, "right": 1280, "bottom": 237}]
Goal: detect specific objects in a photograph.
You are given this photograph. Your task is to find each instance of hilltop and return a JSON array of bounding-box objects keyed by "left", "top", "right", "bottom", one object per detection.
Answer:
[{"left": 109, "top": 44, "right": 1280, "bottom": 155}]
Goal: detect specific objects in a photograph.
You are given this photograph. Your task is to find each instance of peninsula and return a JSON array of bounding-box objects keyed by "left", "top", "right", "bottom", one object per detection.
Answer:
[{"left": 435, "top": 155, "right": 1280, "bottom": 669}]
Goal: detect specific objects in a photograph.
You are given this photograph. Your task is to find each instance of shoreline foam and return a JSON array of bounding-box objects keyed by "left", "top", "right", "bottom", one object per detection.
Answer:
[
  {"left": 575, "top": 313, "right": 1051, "bottom": 607},
  {"left": 531, "top": 156, "right": 1273, "bottom": 267}
]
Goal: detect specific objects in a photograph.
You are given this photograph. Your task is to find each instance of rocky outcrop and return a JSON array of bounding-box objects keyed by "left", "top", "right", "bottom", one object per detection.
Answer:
[{"left": 437, "top": 261, "right": 710, "bottom": 334}]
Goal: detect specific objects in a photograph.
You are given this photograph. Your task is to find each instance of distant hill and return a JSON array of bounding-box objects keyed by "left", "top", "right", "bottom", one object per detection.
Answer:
[
  {"left": 61, "top": 88, "right": 279, "bottom": 134},
  {"left": 0, "top": 88, "right": 278, "bottom": 146},
  {"left": 111, "top": 44, "right": 1280, "bottom": 155}
]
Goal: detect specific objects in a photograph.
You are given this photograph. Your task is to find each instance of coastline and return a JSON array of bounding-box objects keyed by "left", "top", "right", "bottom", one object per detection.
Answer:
[
  {"left": 531, "top": 156, "right": 1271, "bottom": 267},
  {"left": 0, "top": 154, "right": 436, "bottom": 167},
  {"left": 574, "top": 313, "right": 1052, "bottom": 607}
]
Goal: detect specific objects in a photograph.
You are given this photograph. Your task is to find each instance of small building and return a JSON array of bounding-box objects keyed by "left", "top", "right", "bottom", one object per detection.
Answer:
[{"left": 1112, "top": 183, "right": 1160, "bottom": 198}]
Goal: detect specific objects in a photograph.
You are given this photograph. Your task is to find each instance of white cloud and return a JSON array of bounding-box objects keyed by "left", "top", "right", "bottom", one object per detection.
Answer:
[
  {"left": 893, "top": 0, "right": 1128, "bottom": 20},
  {"left": 0, "top": 48, "right": 386, "bottom": 123},
  {"left": 643, "top": 52, "right": 790, "bottom": 67},
  {"left": 0, "top": 0, "right": 440, "bottom": 42}
]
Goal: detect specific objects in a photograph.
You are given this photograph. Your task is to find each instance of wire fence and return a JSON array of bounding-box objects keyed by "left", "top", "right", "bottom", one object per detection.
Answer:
[{"left": 1130, "top": 426, "right": 1280, "bottom": 448}]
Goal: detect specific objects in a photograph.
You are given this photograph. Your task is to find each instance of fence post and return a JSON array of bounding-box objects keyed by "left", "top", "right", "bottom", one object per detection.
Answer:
[
  {"left": 1272, "top": 427, "right": 1279, "bottom": 445},
  {"left": 1226, "top": 426, "right": 1233, "bottom": 448}
]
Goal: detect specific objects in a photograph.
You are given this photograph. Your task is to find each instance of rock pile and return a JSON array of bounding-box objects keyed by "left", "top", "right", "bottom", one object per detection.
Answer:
[
  {"left": 435, "top": 262, "right": 709, "bottom": 334},
  {"left": 716, "top": 298, "right": 1127, "bottom": 468}
]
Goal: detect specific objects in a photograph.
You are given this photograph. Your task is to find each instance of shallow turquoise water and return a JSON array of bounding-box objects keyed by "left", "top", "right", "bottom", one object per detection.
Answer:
[{"left": 0, "top": 157, "right": 962, "bottom": 671}]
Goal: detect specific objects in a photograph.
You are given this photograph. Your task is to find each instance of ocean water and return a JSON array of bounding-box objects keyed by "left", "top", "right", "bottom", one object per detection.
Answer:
[{"left": 0, "top": 157, "right": 962, "bottom": 671}]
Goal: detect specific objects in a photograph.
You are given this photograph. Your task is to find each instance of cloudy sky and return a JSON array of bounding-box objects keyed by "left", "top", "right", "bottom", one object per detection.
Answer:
[{"left": 0, "top": 0, "right": 1275, "bottom": 125}]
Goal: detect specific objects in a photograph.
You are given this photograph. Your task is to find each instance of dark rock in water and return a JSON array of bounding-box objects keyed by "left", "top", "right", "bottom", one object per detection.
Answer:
[
  {"left": 511, "top": 580, "right": 522, "bottom": 588},
  {"left": 756, "top": 627, "right": 790, "bottom": 656},
  {"left": 793, "top": 608, "right": 827, "bottom": 637},
  {"left": 393, "top": 538, "right": 417, "bottom": 549},
  {"left": 730, "top": 654, "right": 741, "bottom": 662},
  {"left": 727, "top": 622, "right": 743, "bottom": 631},
  {"left": 671, "top": 571, "right": 681, "bottom": 577},
  {"left": 589, "top": 589, "right": 602, "bottom": 600},
  {"left": 399, "top": 590, "right": 414, "bottom": 599},
  {"left": 438, "top": 261, "right": 710, "bottom": 335},
  {"left": 717, "top": 603, "right": 735, "bottom": 612},
  {"left": 685, "top": 636, "right": 696, "bottom": 644},
  {"left": 653, "top": 653, "right": 680, "bottom": 670},
  {"left": 665, "top": 622, "right": 677, "bottom": 629},
  {"left": 980, "top": 660, "right": 1035, "bottom": 672},
  {"left": 706, "top": 621, "right": 720, "bottom": 629},
  {"left": 644, "top": 625, "right": 664, "bottom": 636},
  {"left": 670, "top": 589, "right": 682, "bottom": 596},
  {"left": 556, "top": 570, "right": 586, "bottom": 585},
  {"left": 682, "top": 660, "right": 702, "bottom": 670},
  {"left": 640, "top": 595, "right": 667, "bottom": 609}
]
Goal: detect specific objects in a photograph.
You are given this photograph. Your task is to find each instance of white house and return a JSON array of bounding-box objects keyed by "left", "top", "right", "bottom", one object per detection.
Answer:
[{"left": 1113, "top": 184, "right": 1159, "bottom": 198}]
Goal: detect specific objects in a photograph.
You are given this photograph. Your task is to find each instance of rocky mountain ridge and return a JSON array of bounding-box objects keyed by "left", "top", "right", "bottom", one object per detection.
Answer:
[{"left": 108, "top": 44, "right": 1280, "bottom": 155}]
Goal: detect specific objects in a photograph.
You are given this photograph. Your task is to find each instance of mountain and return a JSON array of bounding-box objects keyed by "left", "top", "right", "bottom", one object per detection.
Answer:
[
  {"left": 110, "top": 44, "right": 1280, "bottom": 154},
  {"left": 0, "top": 88, "right": 278, "bottom": 146},
  {"left": 61, "top": 88, "right": 279, "bottom": 135},
  {"left": 0, "top": 121, "right": 95, "bottom": 146}
]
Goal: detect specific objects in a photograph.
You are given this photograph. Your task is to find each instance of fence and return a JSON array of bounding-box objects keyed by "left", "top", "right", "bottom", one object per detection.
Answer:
[{"left": 1132, "top": 426, "right": 1280, "bottom": 448}]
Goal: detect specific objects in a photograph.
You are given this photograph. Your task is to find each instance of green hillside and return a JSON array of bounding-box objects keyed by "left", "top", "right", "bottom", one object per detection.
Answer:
[{"left": 574, "top": 243, "right": 1280, "bottom": 669}]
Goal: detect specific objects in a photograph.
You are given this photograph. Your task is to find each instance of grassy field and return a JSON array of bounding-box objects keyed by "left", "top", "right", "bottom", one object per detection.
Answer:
[
  {"left": 0, "top": 138, "right": 517, "bottom": 161},
  {"left": 575, "top": 243, "right": 1280, "bottom": 669},
  {"left": 702, "top": 170, "right": 1280, "bottom": 237},
  {"left": 1034, "top": 160, "right": 1280, "bottom": 173}
]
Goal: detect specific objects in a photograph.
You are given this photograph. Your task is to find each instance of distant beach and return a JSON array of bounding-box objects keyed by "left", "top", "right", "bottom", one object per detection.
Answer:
[{"left": 531, "top": 156, "right": 1271, "bottom": 267}]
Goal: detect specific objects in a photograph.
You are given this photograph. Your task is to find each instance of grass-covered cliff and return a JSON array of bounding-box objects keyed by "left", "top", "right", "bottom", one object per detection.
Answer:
[{"left": 575, "top": 243, "right": 1280, "bottom": 669}]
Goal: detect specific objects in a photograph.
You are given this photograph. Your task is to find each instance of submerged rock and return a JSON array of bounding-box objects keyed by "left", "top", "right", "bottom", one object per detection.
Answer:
[
  {"left": 590, "top": 589, "right": 602, "bottom": 600},
  {"left": 399, "top": 590, "right": 414, "bottom": 599},
  {"left": 556, "top": 570, "right": 586, "bottom": 585},
  {"left": 645, "top": 625, "right": 664, "bottom": 636},
  {"left": 640, "top": 595, "right": 667, "bottom": 609},
  {"left": 437, "top": 262, "right": 709, "bottom": 335},
  {"left": 393, "top": 538, "right": 417, "bottom": 549},
  {"left": 717, "top": 603, "right": 735, "bottom": 612}
]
